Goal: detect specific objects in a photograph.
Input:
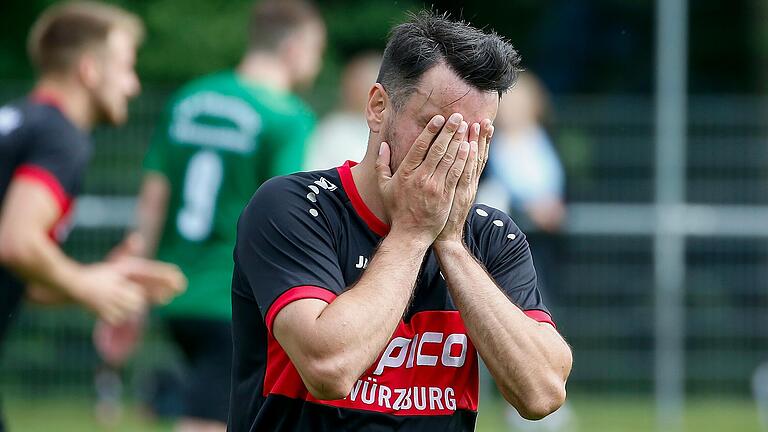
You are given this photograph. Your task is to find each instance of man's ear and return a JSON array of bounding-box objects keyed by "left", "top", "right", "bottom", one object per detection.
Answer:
[
  {"left": 78, "top": 53, "right": 101, "bottom": 90},
  {"left": 365, "top": 83, "right": 389, "bottom": 133}
]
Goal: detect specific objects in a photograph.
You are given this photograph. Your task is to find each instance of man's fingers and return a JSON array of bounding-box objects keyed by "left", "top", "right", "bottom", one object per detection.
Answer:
[
  {"left": 400, "top": 115, "right": 446, "bottom": 172},
  {"left": 445, "top": 140, "right": 471, "bottom": 192},
  {"left": 468, "top": 122, "right": 480, "bottom": 145},
  {"left": 431, "top": 121, "right": 468, "bottom": 181},
  {"left": 101, "top": 310, "right": 120, "bottom": 326},
  {"left": 110, "top": 257, "right": 186, "bottom": 304},
  {"left": 102, "top": 301, "right": 129, "bottom": 326},
  {"left": 376, "top": 141, "right": 392, "bottom": 185},
  {"left": 463, "top": 140, "right": 479, "bottom": 189},
  {"left": 421, "top": 113, "right": 463, "bottom": 174},
  {"left": 111, "top": 281, "right": 146, "bottom": 319},
  {"left": 478, "top": 119, "right": 493, "bottom": 173},
  {"left": 132, "top": 262, "right": 186, "bottom": 298},
  {"left": 485, "top": 124, "right": 494, "bottom": 170}
]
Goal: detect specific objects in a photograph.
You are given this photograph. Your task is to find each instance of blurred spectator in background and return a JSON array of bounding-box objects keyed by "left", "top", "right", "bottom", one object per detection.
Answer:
[
  {"left": 303, "top": 52, "right": 381, "bottom": 170},
  {"left": 0, "top": 2, "right": 186, "bottom": 431},
  {"left": 476, "top": 72, "right": 572, "bottom": 432},
  {"left": 477, "top": 71, "right": 566, "bottom": 295},
  {"left": 97, "top": 1, "right": 326, "bottom": 431}
]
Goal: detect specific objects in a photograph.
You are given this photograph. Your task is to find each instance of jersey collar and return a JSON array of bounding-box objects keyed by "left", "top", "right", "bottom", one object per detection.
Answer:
[
  {"left": 30, "top": 89, "right": 65, "bottom": 112},
  {"left": 337, "top": 161, "right": 390, "bottom": 237}
]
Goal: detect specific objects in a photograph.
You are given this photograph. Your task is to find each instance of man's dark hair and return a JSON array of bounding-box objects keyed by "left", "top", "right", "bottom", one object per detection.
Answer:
[
  {"left": 247, "top": 0, "right": 321, "bottom": 52},
  {"left": 28, "top": 1, "right": 144, "bottom": 74},
  {"left": 377, "top": 11, "right": 522, "bottom": 110}
]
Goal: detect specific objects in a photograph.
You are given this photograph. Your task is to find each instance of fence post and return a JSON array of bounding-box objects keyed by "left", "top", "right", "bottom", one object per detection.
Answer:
[{"left": 654, "top": 0, "right": 688, "bottom": 430}]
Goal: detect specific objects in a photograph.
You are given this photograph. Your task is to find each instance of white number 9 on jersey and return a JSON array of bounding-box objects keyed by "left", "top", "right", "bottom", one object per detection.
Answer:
[{"left": 177, "top": 150, "right": 223, "bottom": 241}]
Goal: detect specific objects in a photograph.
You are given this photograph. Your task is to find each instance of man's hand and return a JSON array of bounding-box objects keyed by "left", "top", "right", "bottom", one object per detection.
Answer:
[
  {"left": 108, "top": 231, "right": 146, "bottom": 260},
  {"left": 108, "top": 232, "right": 187, "bottom": 305},
  {"left": 71, "top": 263, "right": 147, "bottom": 325},
  {"left": 435, "top": 119, "right": 494, "bottom": 244},
  {"left": 376, "top": 113, "right": 471, "bottom": 244},
  {"left": 109, "top": 256, "right": 187, "bottom": 305},
  {"left": 25, "top": 254, "right": 185, "bottom": 309},
  {"left": 93, "top": 317, "right": 145, "bottom": 367}
]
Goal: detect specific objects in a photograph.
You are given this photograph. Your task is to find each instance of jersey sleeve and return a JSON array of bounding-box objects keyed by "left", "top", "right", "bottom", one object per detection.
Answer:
[
  {"left": 234, "top": 175, "right": 345, "bottom": 332},
  {"left": 14, "top": 119, "right": 89, "bottom": 212},
  {"left": 470, "top": 204, "right": 555, "bottom": 328}
]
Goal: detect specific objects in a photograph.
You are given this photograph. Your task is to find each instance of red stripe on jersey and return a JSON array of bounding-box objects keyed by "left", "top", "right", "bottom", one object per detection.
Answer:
[
  {"left": 13, "top": 165, "right": 74, "bottom": 243},
  {"left": 14, "top": 164, "right": 71, "bottom": 213},
  {"left": 30, "top": 89, "right": 65, "bottom": 112},
  {"left": 265, "top": 285, "right": 338, "bottom": 334},
  {"left": 263, "top": 310, "right": 480, "bottom": 416},
  {"left": 524, "top": 309, "right": 557, "bottom": 329},
  {"left": 337, "top": 161, "right": 390, "bottom": 237}
]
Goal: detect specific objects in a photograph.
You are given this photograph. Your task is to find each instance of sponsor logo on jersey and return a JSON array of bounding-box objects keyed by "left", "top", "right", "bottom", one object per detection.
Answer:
[
  {"left": 313, "top": 177, "right": 338, "bottom": 192},
  {"left": 347, "top": 376, "right": 459, "bottom": 412},
  {"left": 355, "top": 255, "right": 369, "bottom": 269},
  {"left": 373, "top": 332, "right": 467, "bottom": 375},
  {"left": 264, "top": 310, "right": 479, "bottom": 416}
]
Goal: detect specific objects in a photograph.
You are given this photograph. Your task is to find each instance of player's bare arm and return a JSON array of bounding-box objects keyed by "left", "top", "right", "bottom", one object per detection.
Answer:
[
  {"left": 25, "top": 282, "right": 69, "bottom": 304},
  {"left": 273, "top": 113, "right": 471, "bottom": 400},
  {"left": 0, "top": 179, "right": 146, "bottom": 324},
  {"left": 111, "top": 172, "right": 170, "bottom": 260},
  {"left": 93, "top": 173, "right": 183, "bottom": 366},
  {"left": 134, "top": 173, "right": 170, "bottom": 257},
  {"left": 433, "top": 120, "right": 572, "bottom": 419},
  {"left": 108, "top": 171, "right": 179, "bottom": 304}
]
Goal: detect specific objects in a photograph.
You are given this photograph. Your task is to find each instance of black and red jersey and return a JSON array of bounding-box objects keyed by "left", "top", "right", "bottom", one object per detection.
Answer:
[
  {"left": 229, "top": 161, "right": 554, "bottom": 432},
  {"left": 0, "top": 93, "right": 92, "bottom": 344}
]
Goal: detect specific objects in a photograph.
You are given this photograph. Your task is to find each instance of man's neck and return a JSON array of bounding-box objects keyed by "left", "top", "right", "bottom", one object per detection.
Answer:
[
  {"left": 350, "top": 140, "right": 389, "bottom": 225},
  {"left": 33, "top": 77, "right": 94, "bottom": 131},
  {"left": 236, "top": 52, "right": 291, "bottom": 92}
]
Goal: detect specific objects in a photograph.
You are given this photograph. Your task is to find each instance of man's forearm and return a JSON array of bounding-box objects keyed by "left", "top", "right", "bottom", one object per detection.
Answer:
[
  {"left": 26, "top": 282, "right": 75, "bottom": 304},
  {"left": 275, "top": 228, "right": 431, "bottom": 398},
  {"left": 0, "top": 230, "right": 85, "bottom": 299},
  {"left": 434, "top": 241, "right": 572, "bottom": 419},
  {"left": 312, "top": 230, "right": 428, "bottom": 377},
  {"left": 132, "top": 173, "right": 170, "bottom": 258}
]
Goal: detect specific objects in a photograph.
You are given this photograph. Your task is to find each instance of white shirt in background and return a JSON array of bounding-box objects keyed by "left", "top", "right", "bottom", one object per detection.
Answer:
[
  {"left": 478, "top": 126, "right": 564, "bottom": 211},
  {"left": 304, "top": 112, "right": 370, "bottom": 170}
]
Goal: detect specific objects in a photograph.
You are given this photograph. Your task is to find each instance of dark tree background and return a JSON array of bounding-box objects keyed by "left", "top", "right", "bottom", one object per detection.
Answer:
[{"left": 0, "top": 0, "right": 764, "bottom": 95}]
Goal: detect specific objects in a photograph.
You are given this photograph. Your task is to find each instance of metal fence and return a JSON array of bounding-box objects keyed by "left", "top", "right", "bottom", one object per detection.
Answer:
[{"left": 0, "top": 85, "right": 767, "bottom": 407}]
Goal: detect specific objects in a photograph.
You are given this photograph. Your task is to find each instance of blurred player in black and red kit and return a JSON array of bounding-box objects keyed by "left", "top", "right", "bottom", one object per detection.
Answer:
[
  {"left": 229, "top": 11, "right": 573, "bottom": 432},
  {"left": 0, "top": 3, "right": 185, "bottom": 430}
]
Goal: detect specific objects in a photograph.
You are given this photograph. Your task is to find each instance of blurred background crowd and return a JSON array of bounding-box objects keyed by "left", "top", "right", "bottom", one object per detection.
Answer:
[{"left": 1, "top": 0, "right": 767, "bottom": 431}]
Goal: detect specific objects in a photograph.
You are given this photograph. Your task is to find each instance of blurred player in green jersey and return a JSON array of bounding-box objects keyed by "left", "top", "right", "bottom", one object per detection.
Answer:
[{"left": 98, "top": 1, "right": 326, "bottom": 431}]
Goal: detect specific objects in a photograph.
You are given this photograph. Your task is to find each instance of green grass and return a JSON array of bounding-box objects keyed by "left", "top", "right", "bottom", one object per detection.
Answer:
[
  {"left": 476, "top": 395, "right": 762, "bottom": 432},
  {"left": 3, "top": 395, "right": 762, "bottom": 431},
  {"left": 4, "top": 398, "right": 173, "bottom": 432}
]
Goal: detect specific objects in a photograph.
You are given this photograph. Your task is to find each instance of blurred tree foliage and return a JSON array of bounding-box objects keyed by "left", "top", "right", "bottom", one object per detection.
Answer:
[
  {"left": 0, "top": 0, "right": 419, "bottom": 81},
  {"left": 0, "top": 0, "right": 762, "bottom": 96},
  {"left": 0, "top": 0, "right": 419, "bottom": 112}
]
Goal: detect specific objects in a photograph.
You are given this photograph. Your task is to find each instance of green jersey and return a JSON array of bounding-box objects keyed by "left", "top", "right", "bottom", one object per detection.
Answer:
[{"left": 144, "top": 71, "right": 315, "bottom": 319}]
